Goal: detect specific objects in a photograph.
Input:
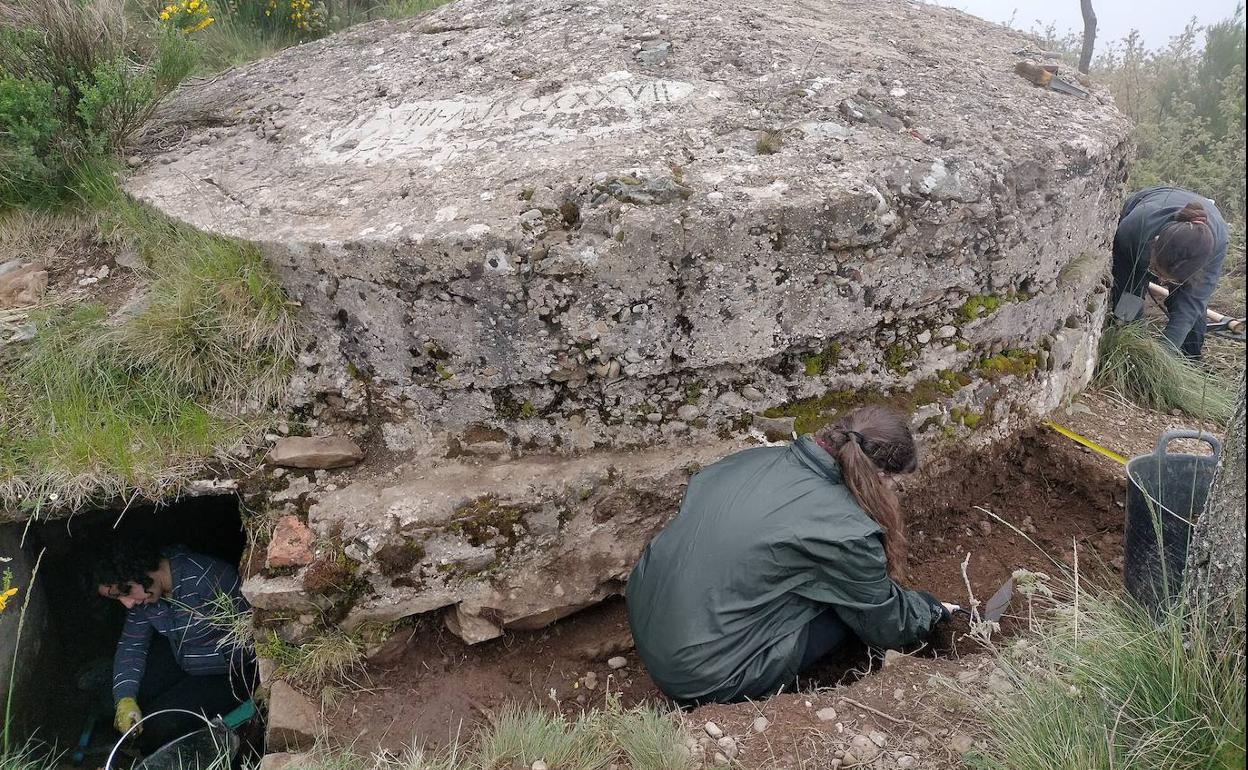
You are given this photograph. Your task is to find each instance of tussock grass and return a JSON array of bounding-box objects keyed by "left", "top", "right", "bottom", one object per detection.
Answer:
[
  {"left": 969, "top": 585, "right": 1246, "bottom": 770},
  {"left": 0, "top": 742, "right": 58, "bottom": 770},
  {"left": 475, "top": 706, "right": 614, "bottom": 770},
  {"left": 1095, "top": 321, "right": 1237, "bottom": 424},
  {"left": 284, "top": 698, "right": 690, "bottom": 770},
  {"left": 257, "top": 629, "right": 367, "bottom": 690},
  {"left": 0, "top": 174, "right": 297, "bottom": 512},
  {"left": 607, "top": 701, "right": 692, "bottom": 770}
]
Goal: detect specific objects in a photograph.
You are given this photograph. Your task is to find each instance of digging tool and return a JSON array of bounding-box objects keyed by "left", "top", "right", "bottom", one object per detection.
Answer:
[
  {"left": 982, "top": 577, "right": 1014, "bottom": 622},
  {"left": 1146, "top": 281, "right": 1246, "bottom": 340}
]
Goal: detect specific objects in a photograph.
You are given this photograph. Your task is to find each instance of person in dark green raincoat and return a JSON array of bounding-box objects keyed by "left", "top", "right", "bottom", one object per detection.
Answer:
[{"left": 626, "top": 406, "right": 955, "bottom": 705}]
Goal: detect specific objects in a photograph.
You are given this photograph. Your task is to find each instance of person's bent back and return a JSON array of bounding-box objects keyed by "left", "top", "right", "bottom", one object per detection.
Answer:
[{"left": 626, "top": 406, "right": 949, "bottom": 705}]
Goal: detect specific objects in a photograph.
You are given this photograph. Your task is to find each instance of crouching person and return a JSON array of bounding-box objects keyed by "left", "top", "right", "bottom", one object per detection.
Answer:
[
  {"left": 93, "top": 539, "right": 257, "bottom": 755},
  {"left": 627, "top": 406, "right": 956, "bottom": 705}
]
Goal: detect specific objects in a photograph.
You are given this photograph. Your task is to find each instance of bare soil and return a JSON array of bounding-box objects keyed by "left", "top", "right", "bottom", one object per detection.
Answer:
[{"left": 326, "top": 427, "right": 1128, "bottom": 765}]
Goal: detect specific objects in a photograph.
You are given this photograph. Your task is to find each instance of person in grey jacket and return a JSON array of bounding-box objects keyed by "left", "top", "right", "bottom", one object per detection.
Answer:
[
  {"left": 627, "top": 406, "right": 955, "bottom": 705},
  {"left": 1110, "top": 186, "right": 1229, "bottom": 358}
]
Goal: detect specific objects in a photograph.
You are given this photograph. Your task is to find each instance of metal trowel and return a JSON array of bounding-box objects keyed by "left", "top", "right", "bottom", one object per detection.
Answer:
[{"left": 983, "top": 578, "right": 1014, "bottom": 622}]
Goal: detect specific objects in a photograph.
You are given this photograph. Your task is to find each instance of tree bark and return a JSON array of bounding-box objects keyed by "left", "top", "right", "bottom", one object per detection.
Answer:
[
  {"left": 1184, "top": 371, "right": 1246, "bottom": 631},
  {"left": 1078, "top": 0, "right": 1097, "bottom": 75}
]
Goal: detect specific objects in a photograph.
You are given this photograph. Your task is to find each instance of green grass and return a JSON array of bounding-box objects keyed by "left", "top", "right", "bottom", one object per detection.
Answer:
[
  {"left": 968, "top": 586, "right": 1246, "bottom": 770},
  {"left": 257, "top": 629, "right": 367, "bottom": 689},
  {"left": 0, "top": 742, "right": 59, "bottom": 770},
  {"left": 0, "top": 172, "right": 296, "bottom": 512},
  {"left": 1094, "top": 321, "right": 1236, "bottom": 424},
  {"left": 286, "top": 699, "right": 690, "bottom": 770},
  {"left": 475, "top": 706, "right": 614, "bottom": 770},
  {"left": 607, "top": 701, "right": 692, "bottom": 770}
]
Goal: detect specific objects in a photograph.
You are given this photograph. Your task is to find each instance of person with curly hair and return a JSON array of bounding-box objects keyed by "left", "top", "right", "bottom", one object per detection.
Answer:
[
  {"left": 92, "top": 539, "right": 255, "bottom": 754},
  {"left": 1110, "top": 186, "right": 1232, "bottom": 359}
]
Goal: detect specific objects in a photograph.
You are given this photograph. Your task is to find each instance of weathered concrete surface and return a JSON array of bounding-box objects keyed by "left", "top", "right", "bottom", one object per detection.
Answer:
[{"left": 139, "top": 0, "right": 1131, "bottom": 641}]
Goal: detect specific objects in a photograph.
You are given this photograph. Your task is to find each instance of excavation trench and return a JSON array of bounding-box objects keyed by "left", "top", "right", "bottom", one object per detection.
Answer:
[
  {"left": 5, "top": 495, "right": 246, "bottom": 766},
  {"left": 324, "top": 427, "right": 1126, "bottom": 751}
]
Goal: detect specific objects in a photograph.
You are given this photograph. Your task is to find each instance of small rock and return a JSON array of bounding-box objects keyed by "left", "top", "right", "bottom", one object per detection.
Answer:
[
  {"left": 713, "top": 753, "right": 730, "bottom": 766},
  {"left": 716, "top": 736, "right": 738, "bottom": 759},
  {"left": 0, "top": 265, "right": 48, "bottom": 309},
  {"left": 741, "top": 385, "right": 765, "bottom": 401},
  {"left": 979, "top": 520, "right": 993, "bottom": 537},
  {"left": 582, "top": 671, "right": 598, "bottom": 690},
  {"left": 267, "top": 436, "right": 363, "bottom": 469},
  {"left": 987, "top": 666, "right": 1015, "bottom": 694},
  {"left": 266, "top": 515, "right": 315, "bottom": 569},
  {"left": 948, "top": 732, "right": 975, "bottom": 753},
  {"left": 896, "top": 756, "right": 918, "bottom": 769},
  {"left": 607, "top": 656, "right": 628, "bottom": 670},
  {"left": 882, "top": 649, "right": 905, "bottom": 668},
  {"left": 936, "top": 325, "right": 959, "bottom": 339},
  {"left": 843, "top": 734, "right": 880, "bottom": 765},
  {"left": 531, "top": 762, "right": 548, "bottom": 770},
  {"left": 266, "top": 681, "right": 320, "bottom": 751},
  {"left": 893, "top": 688, "right": 905, "bottom": 701},
  {"left": 815, "top": 707, "right": 838, "bottom": 722},
  {"left": 868, "top": 730, "right": 887, "bottom": 747},
  {"left": 645, "top": 412, "right": 663, "bottom": 424},
  {"left": 7, "top": 323, "right": 36, "bottom": 344},
  {"left": 676, "top": 404, "right": 700, "bottom": 421},
  {"left": 126, "top": 155, "right": 142, "bottom": 168},
  {"left": 916, "top": 330, "right": 932, "bottom": 344},
  {"left": 752, "top": 414, "right": 796, "bottom": 442},
  {"left": 704, "top": 722, "right": 724, "bottom": 740},
  {"left": 751, "top": 716, "right": 770, "bottom": 733}
]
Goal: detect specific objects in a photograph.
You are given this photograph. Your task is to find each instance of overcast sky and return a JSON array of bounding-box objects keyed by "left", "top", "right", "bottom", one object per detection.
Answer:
[{"left": 930, "top": 0, "right": 1243, "bottom": 51}]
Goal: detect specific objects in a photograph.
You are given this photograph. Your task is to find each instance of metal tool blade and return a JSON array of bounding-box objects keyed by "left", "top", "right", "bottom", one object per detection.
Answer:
[{"left": 983, "top": 578, "right": 1014, "bottom": 622}]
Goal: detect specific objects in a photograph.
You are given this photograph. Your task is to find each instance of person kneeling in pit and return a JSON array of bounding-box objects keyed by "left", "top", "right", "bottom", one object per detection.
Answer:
[
  {"left": 626, "top": 405, "right": 958, "bottom": 705},
  {"left": 93, "top": 539, "right": 257, "bottom": 755}
]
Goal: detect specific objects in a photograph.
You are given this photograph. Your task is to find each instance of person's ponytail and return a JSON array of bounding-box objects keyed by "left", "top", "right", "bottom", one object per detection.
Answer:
[
  {"left": 815, "top": 406, "right": 918, "bottom": 582},
  {"left": 835, "top": 435, "right": 909, "bottom": 581}
]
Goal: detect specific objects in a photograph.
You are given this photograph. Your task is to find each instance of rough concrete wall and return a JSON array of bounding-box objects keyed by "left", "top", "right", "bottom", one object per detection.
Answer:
[{"left": 126, "top": 0, "right": 1132, "bottom": 641}]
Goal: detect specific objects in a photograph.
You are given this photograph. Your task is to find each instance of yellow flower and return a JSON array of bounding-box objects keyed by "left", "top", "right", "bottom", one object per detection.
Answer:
[{"left": 0, "top": 587, "right": 18, "bottom": 614}]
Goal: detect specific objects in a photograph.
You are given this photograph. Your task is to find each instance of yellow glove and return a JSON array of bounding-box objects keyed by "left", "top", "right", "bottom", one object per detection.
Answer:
[{"left": 114, "top": 697, "right": 142, "bottom": 734}]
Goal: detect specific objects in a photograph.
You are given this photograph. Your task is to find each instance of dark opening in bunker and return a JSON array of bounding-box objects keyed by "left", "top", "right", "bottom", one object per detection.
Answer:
[{"left": 9, "top": 494, "right": 245, "bottom": 764}]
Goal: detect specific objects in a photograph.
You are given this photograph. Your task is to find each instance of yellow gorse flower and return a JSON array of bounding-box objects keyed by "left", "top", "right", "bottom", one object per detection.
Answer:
[{"left": 0, "top": 587, "right": 18, "bottom": 614}]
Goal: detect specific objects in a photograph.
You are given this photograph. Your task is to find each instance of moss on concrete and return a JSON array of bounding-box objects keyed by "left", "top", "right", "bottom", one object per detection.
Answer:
[
  {"left": 448, "top": 494, "right": 529, "bottom": 553},
  {"left": 977, "top": 349, "right": 1039, "bottom": 380},
  {"left": 802, "top": 342, "right": 842, "bottom": 376}
]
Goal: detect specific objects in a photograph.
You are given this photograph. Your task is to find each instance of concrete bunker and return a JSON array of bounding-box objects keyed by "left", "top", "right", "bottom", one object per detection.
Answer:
[{"left": 127, "top": 0, "right": 1133, "bottom": 646}]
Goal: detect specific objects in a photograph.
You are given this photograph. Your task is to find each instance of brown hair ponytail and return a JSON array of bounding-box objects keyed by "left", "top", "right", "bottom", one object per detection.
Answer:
[
  {"left": 814, "top": 406, "right": 918, "bottom": 581},
  {"left": 1151, "top": 202, "right": 1215, "bottom": 285}
]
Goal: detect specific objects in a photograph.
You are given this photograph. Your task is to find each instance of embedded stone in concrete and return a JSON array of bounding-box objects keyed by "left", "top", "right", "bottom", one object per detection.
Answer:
[
  {"left": 265, "top": 681, "right": 321, "bottom": 752},
  {"left": 267, "top": 436, "right": 363, "bottom": 469},
  {"left": 266, "top": 515, "right": 315, "bottom": 569}
]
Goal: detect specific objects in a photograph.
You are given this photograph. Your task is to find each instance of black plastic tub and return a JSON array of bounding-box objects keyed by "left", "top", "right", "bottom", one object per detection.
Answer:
[{"left": 1123, "top": 430, "right": 1222, "bottom": 612}]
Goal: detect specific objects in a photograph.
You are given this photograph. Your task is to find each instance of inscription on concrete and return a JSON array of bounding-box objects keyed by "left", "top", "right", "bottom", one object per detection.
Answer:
[{"left": 305, "top": 74, "right": 697, "bottom": 164}]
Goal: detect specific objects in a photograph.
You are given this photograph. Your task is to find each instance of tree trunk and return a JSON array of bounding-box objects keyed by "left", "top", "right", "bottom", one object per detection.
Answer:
[
  {"left": 1078, "top": 0, "right": 1097, "bottom": 75},
  {"left": 1184, "top": 371, "right": 1246, "bottom": 630}
]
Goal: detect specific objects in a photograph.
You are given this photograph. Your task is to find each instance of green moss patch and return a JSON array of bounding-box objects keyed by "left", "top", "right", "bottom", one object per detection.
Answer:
[
  {"left": 802, "top": 342, "right": 842, "bottom": 376},
  {"left": 449, "top": 494, "right": 530, "bottom": 553},
  {"left": 977, "top": 349, "right": 1039, "bottom": 380}
]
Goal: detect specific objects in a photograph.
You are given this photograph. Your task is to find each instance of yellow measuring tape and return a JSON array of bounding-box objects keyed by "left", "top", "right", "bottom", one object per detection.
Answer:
[{"left": 1045, "top": 420, "right": 1128, "bottom": 466}]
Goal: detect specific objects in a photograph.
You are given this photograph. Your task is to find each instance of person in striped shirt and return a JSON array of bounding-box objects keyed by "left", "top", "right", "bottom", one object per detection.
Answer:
[{"left": 93, "top": 539, "right": 256, "bottom": 754}]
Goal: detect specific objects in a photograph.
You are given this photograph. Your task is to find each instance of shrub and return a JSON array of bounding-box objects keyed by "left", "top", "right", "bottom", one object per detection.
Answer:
[{"left": 0, "top": 0, "right": 195, "bottom": 206}]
